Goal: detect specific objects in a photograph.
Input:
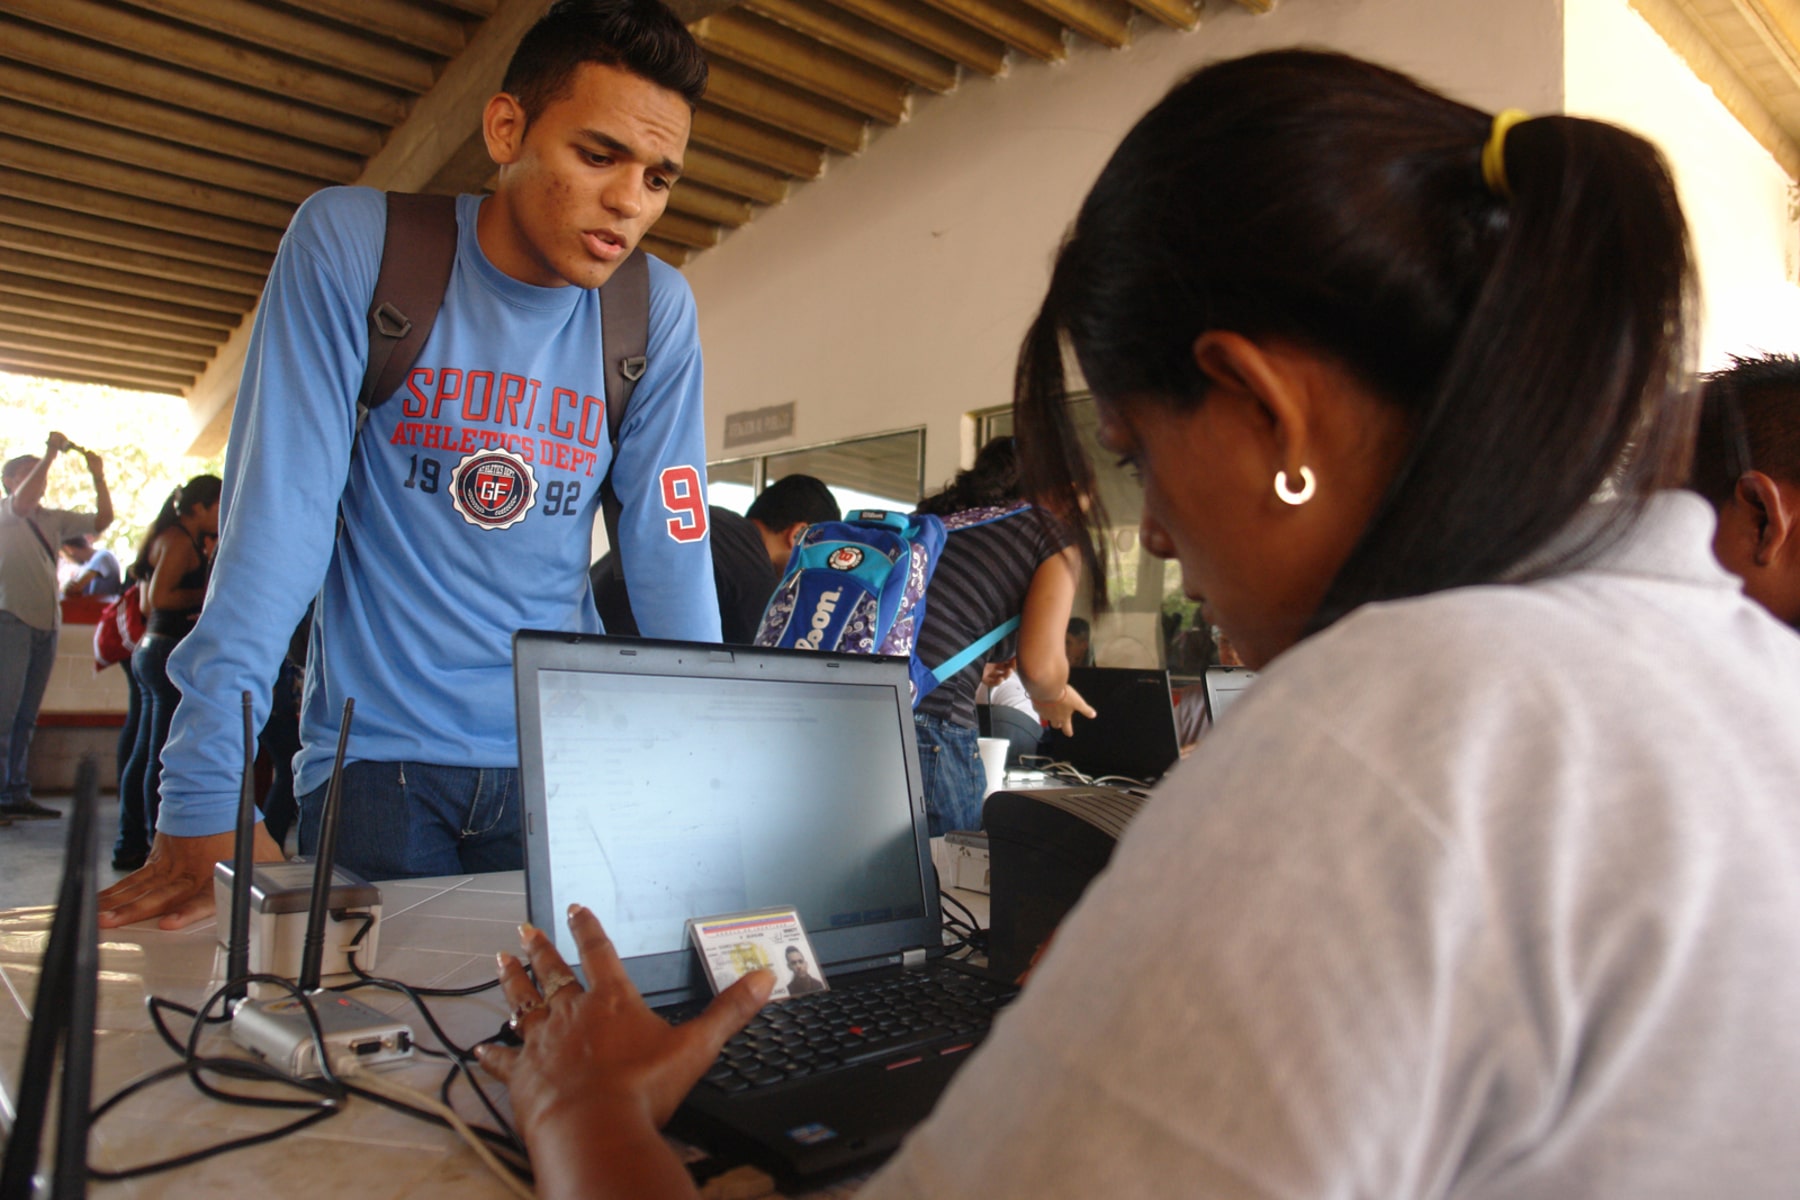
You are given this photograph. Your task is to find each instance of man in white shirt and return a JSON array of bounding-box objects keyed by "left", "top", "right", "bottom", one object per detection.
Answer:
[{"left": 1, "top": 433, "right": 112, "bottom": 822}]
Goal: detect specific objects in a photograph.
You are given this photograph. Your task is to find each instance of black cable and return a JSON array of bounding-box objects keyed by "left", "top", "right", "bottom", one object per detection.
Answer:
[
  {"left": 333, "top": 949, "right": 523, "bottom": 1151},
  {"left": 88, "top": 978, "right": 347, "bottom": 1180},
  {"left": 940, "top": 888, "right": 980, "bottom": 931},
  {"left": 333, "top": 910, "right": 500, "bottom": 996}
]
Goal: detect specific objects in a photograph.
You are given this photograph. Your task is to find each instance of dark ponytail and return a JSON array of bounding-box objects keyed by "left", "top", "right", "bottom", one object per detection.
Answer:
[
  {"left": 1016, "top": 49, "right": 1696, "bottom": 628},
  {"left": 131, "top": 473, "right": 222, "bottom": 582},
  {"left": 916, "top": 436, "right": 1023, "bottom": 517}
]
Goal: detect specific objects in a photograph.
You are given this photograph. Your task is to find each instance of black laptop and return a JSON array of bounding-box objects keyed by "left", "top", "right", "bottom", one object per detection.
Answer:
[
  {"left": 1037, "top": 665, "right": 1181, "bottom": 783},
  {"left": 513, "top": 632, "right": 1014, "bottom": 1184}
]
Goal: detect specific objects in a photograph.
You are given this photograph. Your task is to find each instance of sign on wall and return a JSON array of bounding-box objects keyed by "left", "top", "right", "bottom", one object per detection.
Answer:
[{"left": 724, "top": 403, "right": 795, "bottom": 449}]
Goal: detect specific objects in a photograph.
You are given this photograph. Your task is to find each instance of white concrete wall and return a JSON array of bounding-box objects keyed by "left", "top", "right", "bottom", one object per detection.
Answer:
[
  {"left": 1564, "top": 0, "right": 1800, "bottom": 367},
  {"left": 686, "top": 0, "right": 1565, "bottom": 486}
]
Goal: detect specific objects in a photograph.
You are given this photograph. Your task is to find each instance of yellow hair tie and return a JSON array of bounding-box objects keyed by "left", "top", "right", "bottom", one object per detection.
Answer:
[{"left": 1481, "top": 108, "right": 1530, "bottom": 199}]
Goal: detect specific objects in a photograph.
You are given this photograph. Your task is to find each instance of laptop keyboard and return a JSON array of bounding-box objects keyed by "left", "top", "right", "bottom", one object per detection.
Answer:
[{"left": 694, "top": 966, "right": 1015, "bottom": 1095}]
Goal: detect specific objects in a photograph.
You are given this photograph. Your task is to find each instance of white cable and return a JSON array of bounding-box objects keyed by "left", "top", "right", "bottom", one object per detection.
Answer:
[{"left": 343, "top": 1067, "right": 535, "bottom": 1200}]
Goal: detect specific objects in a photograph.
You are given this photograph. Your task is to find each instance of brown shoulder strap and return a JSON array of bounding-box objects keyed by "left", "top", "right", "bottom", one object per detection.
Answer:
[
  {"left": 599, "top": 248, "right": 652, "bottom": 552},
  {"left": 358, "top": 192, "right": 460, "bottom": 424}
]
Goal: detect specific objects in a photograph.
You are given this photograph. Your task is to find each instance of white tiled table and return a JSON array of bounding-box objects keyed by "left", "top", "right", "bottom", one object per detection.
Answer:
[
  {"left": 0, "top": 873, "right": 986, "bottom": 1198},
  {"left": 0, "top": 872, "right": 534, "bottom": 1200}
]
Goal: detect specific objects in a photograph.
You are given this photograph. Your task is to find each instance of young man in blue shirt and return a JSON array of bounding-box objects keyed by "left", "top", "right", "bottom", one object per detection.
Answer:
[{"left": 101, "top": 0, "right": 721, "bottom": 928}]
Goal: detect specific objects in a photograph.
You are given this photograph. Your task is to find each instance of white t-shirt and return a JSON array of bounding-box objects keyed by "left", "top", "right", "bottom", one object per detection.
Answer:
[
  {"left": 863, "top": 492, "right": 1800, "bottom": 1199},
  {"left": 0, "top": 499, "right": 93, "bottom": 630}
]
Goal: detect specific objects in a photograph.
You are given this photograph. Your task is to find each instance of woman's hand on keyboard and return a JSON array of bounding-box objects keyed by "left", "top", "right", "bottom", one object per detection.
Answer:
[{"left": 478, "top": 905, "right": 775, "bottom": 1200}]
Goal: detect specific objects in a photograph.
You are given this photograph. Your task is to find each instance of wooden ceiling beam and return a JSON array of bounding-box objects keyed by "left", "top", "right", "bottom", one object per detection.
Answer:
[
  {"left": 691, "top": 9, "right": 914, "bottom": 122},
  {"left": 641, "top": 237, "right": 693, "bottom": 267},
  {"left": 695, "top": 10, "right": 914, "bottom": 123},
  {"left": 5, "top": 0, "right": 411, "bottom": 126},
  {"left": 0, "top": 341, "right": 196, "bottom": 384},
  {"left": 0, "top": 332, "right": 207, "bottom": 377},
  {"left": 682, "top": 145, "right": 791, "bottom": 205},
  {"left": 691, "top": 108, "right": 829, "bottom": 178},
  {"left": 1017, "top": 0, "right": 1134, "bottom": 47},
  {"left": 0, "top": 61, "right": 362, "bottom": 184},
  {"left": 915, "top": 0, "right": 1066, "bottom": 60},
  {"left": 0, "top": 17, "right": 383, "bottom": 157},
  {"left": 0, "top": 173, "right": 281, "bottom": 255},
  {"left": 648, "top": 211, "right": 725, "bottom": 249},
  {"left": 0, "top": 355, "right": 186, "bottom": 395},
  {"left": 422, "top": 132, "right": 502, "bottom": 197},
  {"left": 747, "top": 0, "right": 960, "bottom": 92},
  {"left": 1, "top": 102, "right": 327, "bottom": 205},
  {"left": 667, "top": 179, "right": 756, "bottom": 227},
  {"left": 0, "top": 197, "right": 273, "bottom": 275},
  {"left": 704, "top": 61, "right": 869, "bottom": 153},
  {"left": 1118, "top": 0, "right": 1199, "bottom": 30},
  {"left": 0, "top": 310, "right": 222, "bottom": 360},
  {"left": 0, "top": 224, "right": 266, "bottom": 297},
  {"left": 116, "top": 0, "right": 441, "bottom": 94},
  {"left": 816, "top": 0, "right": 1009, "bottom": 75},
  {"left": 0, "top": 294, "right": 228, "bottom": 349},
  {"left": 268, "top": 0, "right": 470, "bottom": 58},
  {"left": 0, "top": 139, "right": 296, "bottom": 230},
  {"left": 0, "top": 274, "right": 240, "bottom": 334},
  {"left": 4, "top": 248, "right": 253, "bottom": 317},
  {"left": 183, "top": 0, "right": 560, "bottom": 459},
  {"left": 355, "top": 0, "right": 555, "bottom": 191}
]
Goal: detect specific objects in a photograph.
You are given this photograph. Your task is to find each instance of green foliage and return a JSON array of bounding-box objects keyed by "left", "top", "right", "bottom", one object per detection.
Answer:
[{"left": 1, "top": 371, "right": 225, "bottom": 558}]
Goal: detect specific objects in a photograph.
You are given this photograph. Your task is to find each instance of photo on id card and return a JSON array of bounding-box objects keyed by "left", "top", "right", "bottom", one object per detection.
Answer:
[{"left": 687, "top": 907, "right": 829, "bottom": 1001}]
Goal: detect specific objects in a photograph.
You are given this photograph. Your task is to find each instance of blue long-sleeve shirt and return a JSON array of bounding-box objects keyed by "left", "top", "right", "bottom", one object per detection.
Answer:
[{"left": 159, "top": 188, "right": 720, "bottom": 837}]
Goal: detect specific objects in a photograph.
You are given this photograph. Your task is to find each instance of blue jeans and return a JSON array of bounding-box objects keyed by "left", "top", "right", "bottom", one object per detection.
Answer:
[
  {"left": 125, "top": 634, "right": 183, "bottom": 840},
  {"left": 297, "top": 761, "right": 523, "bottom": 880},
  {"left": 914, "top": 712, "right": 985, "bottom": 837},
  {"left": 114, "top": 652, "right": 150, "bottom": 859},
  {"left": 0, "top": 612, "right": 57, "bottom": 805}
]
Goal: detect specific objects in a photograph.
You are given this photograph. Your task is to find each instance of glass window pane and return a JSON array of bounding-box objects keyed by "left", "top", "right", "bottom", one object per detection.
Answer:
[
  {"left": 765, "top": 430, "right": 923, "bottom": 514},
  {"left": 1053, "top": 397, "right": 1191, "bottom": 673},
  {"left": 707, "top": 458, "right": 758, "bottom": 515}
]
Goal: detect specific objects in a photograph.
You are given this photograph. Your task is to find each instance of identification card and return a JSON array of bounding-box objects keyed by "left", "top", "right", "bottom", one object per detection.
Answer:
[{"left": 686, "top": 907, "right": 830, "bottom": 1001}]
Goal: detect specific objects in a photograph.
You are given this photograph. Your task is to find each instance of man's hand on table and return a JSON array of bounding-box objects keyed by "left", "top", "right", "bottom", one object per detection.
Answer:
[{"left": 98, "top": 826, "right": 285, "bottom": 929}]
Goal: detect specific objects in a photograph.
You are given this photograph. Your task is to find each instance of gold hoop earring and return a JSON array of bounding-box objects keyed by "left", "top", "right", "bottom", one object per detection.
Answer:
[{"left": 1274, "top": 466, "right": 1316, "bottom": 506}]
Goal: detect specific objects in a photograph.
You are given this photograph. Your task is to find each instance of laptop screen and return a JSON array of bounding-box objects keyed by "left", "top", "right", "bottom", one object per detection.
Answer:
[
  {"left": 1038, "top": 666, "right": 1181, "bottom": 783},
  {"left": 515, "top": 634, "right": 938, "bottom": 1004},
  {"left": 1203, "top": 666, "right": 1258, "bottom": 723}
]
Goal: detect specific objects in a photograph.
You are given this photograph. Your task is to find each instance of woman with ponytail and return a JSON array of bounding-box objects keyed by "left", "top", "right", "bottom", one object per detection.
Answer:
[
  {"left": 472, "top": 52, "right": 1800, "bottom": 1199},
  {"left": 117, "top": 475, "right": 220, "bottom": 868}
]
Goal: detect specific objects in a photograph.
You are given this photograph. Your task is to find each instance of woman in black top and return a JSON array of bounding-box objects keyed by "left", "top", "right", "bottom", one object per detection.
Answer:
[
  {"left": 912, "top": 438, "right": 1092, "bottom": 834},
  {"left": 117, "top": 475, "right": 220, "bottom": 866}
]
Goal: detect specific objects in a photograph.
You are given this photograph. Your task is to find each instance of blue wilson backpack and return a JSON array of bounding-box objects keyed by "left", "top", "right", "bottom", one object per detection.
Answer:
[{"left": 754, "top": 505, "right": 1032, "bottom": 706}]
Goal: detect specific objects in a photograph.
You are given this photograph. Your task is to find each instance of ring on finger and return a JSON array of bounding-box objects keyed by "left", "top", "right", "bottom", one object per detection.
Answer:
[
  {"left": 508, "top": 998, "right": 545, "bottom": 1033},
  {"left": 540, "top": 971, "right": 579, "bottom": 1004}
]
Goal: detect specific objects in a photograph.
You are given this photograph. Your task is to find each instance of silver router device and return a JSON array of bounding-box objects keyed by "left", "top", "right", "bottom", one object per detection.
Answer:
[
  {"left": 211, "top": 859, "right": 384, "bottom": 997},
  {"left": 224, "top": 695, "right": 414, "bottom": 1077}
]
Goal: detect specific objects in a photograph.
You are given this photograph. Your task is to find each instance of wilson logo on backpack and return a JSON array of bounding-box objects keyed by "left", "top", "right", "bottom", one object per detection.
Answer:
[{"left": 754, "top": 503, "right": 1031, "bottom": 706}]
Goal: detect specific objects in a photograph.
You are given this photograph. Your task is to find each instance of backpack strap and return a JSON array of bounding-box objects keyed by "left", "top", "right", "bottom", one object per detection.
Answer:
[
  {"left": 598, "top": 249, "right": 651, "bottom": 554},
  {"left": 929, "top": 616, "right": 1022, "bottom": 685},
  {"left": 358, "top": 192, "right": 459, "bottom": 428}
]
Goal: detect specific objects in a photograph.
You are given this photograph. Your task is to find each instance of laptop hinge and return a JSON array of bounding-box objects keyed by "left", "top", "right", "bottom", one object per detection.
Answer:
[{"left": 902, "top": 948, "right": 927, "bottom": 970}]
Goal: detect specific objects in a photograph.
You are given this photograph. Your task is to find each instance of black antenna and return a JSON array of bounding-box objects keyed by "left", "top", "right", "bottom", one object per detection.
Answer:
[
  {"left": 298, "top": 698, "right": 353, "bottom": 994},
  {"left": 225, "top": 690, "right": 256, "bottom": 1003},
  {"left": 0, "top": 755, "right": 100, "bottom": 1200},
  {"left": 56, "top": 758, "right": 99, "bottom": 1200}
]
